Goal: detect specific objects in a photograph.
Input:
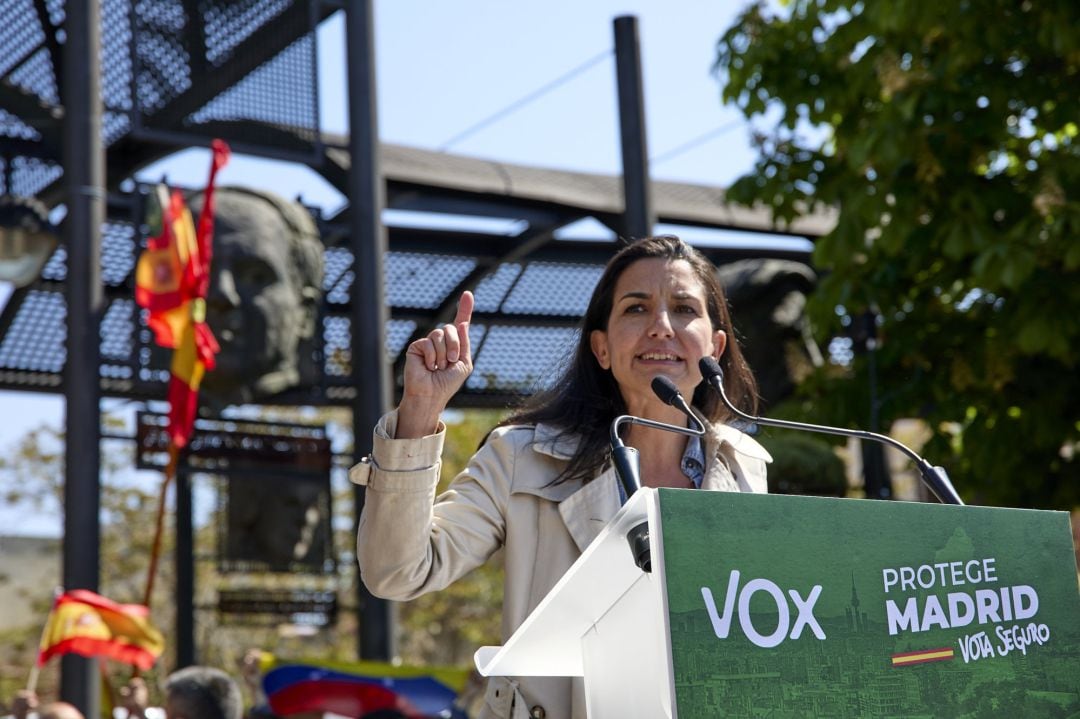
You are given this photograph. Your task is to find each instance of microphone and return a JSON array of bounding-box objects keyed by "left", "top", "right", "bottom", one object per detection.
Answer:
[
  {"left": 609, "top": 377, "right": 708, "bottom": 572},
  {"left": 609, "top": 378, "right": 707, "bottom": 499},
  {"left": 698, "top": 357, "right": 964, "bottom": 506},
  {"left": 651, "top": 376, "right": 707, "bottom": 436}
]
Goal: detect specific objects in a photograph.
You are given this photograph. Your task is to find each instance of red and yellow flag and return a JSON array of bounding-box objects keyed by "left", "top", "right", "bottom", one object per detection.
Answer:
[
  {"left": 37, "top": 590, "right": 165, "bottom": 671},
  {"left": 134, "top": 187, "right": 198, "bottom": 349},
  {"left": 135, "top": 139, "right": 230, "bottom": 448}
]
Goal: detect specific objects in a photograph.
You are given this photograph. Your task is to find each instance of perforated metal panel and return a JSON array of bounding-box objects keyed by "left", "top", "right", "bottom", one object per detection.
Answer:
[
  {"left": 0, "top": 0, "right": 323, "bottom": 212},
  {"left": 468, "top": 325, "right": 578, "bottom": 393},
  {"left": 501, "top": 262, "right": 603, "bottom": 316},
  {"left": 0, "top": 108, "right": 40, "bottom": 141},
  {"left": 0, "top": 0, "right": 46, "bottom": 77},
  {"left": 0, "top": 0, "right": 64, "bottom": 197},
  {"left": 472, "top": 263, "right": 523, "bottom": 312},
  {"left": 386, "top": 252, "right": 477, "bottom": 309},
  {"left": 8, "top": 47, "right": 57, "bottom": 105},
  {"left": 0, "top": 290, "right": 66, "bottom": 372},
  {"left": 101, "top": 0, "right": 134, "bottom": 145},
  {"left": 131, "top": 0, "right": 321, "bottom": 155},
  {"left": 8, "top": 157, "right": 63, "bottom": 198}
]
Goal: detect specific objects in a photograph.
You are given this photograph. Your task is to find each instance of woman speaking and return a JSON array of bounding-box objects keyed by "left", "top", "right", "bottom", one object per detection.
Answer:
[{"left": 354, "top": 235, "right": 770, "bottom": 718}]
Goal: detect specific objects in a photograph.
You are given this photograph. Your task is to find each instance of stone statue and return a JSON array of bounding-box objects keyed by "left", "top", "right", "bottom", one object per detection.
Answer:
[
  {"left": 187, "top": 187, "right": 324, "bottom": 406},
  {"left": 718, "top": 258, "right": 848, "bottom": 496},
  {"left": 716, "top": 258, "right": 823, "bottom": 408}
]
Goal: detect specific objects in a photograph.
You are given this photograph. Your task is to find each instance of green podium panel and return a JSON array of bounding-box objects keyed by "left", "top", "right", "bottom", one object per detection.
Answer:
[{"left": 659, "top": 490, "right": 1080, "bottom": 718}]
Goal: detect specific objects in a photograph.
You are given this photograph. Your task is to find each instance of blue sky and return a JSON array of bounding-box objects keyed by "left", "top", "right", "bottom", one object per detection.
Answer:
[{"left": 0, "top": 0, "right": 778, "bottom": 535}]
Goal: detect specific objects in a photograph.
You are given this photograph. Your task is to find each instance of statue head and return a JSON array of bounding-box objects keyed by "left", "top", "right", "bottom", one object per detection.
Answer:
[
  {"left": 716, "top": 258, "right": 820, "bottom": 407},
  {"left": 189, "top": 187, "right": 324, "bottom": 405}
]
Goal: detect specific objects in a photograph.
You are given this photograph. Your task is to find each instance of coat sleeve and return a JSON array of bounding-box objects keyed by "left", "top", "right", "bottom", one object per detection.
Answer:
[{"left": 355, "top": 410, "right": 519, "bottom": 601}]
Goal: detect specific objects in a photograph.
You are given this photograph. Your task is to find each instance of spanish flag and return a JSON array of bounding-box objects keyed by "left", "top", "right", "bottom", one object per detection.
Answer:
[
  {"left": 134, "top": 186, "right": 198, "bottom": 349},
  {"left": 135, "top": 139, "right": 230, "bottom": 448},
  {"left": 37, "top": 590, "right": 165, "bottom": 671}
]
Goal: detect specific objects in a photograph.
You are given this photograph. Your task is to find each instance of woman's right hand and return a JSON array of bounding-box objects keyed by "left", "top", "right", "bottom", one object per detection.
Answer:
[{"left": 397, "top": 291, "right": 474, "bottom": 438}]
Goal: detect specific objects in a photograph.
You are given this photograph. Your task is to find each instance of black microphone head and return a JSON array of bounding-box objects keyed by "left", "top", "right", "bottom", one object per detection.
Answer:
[
  {"left": 651, "top": 375, "right": 682, "bottom": 406},
  {"left": 698, "top": 356, "right": 723, "bottom": 383}
]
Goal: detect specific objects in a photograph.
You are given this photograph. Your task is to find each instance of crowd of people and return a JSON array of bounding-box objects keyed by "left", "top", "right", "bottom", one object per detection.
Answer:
[
  {"left": 1, "top": 657, "right": 370, "bottom": 719},
  {"left": 3, "top": 665, "right": 244, "bottom": 719},
  {"left": 3, "top": 646, "right": 364, "bottom": 719}
]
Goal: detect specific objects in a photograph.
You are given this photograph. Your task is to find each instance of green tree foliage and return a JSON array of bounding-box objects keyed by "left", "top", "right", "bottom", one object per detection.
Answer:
[
  {"left": 758, "top": 433, "right": 847, "bottom": 497},
  {"left": 716, "top": 1, "right": 1080, "bottom": 508}
]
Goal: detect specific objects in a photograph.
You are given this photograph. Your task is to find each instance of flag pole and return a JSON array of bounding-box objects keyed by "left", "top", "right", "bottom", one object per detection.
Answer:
[
  {"left": 143, "top": 441, "right": 179, "bottom": 609},
  {"left": 27, "top": 664, "right": 41, "bottom": 696}
]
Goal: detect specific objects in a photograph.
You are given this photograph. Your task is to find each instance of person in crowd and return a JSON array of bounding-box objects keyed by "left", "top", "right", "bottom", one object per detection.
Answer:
[
  {"left": 163, "top": 666, "right": 243, "bottom": 719},
  {"left": 38, "top": 704, "right": 83, "bottom": 719},
  {"left": 115, "top": 676, "right": 165, "bottom": 719},
  {"left": 3, "top": 691, "right": 84, "bottom": 719},
  {"left": 355, "top": 235, "right": 771, "bottom": 718},
  {"left": 4, "top": 689, "right": 38, "bottom": 719}
]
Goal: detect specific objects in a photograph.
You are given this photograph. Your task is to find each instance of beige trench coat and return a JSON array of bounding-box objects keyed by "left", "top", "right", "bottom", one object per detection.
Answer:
[{"left": 352, "top": 409, "right": 771, "bottom": 719}]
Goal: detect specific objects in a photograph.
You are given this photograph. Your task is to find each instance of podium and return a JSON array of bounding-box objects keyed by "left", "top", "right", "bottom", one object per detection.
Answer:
[{"left": 476, "top": 489, "right": 1080, "bottom": 718}]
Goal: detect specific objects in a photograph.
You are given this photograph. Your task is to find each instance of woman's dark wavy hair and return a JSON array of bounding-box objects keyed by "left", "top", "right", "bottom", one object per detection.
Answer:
[{"left": 498, "top": 235, "right": 759, "bottom": 483}]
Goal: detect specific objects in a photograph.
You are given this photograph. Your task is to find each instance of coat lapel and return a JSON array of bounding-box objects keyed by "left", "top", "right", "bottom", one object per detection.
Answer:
[
  {"left": 520, "top": 422, "right": 623, "bottom": 553},
  {"left": 557, "top": 467, "right": 623, "bottom": 553}
]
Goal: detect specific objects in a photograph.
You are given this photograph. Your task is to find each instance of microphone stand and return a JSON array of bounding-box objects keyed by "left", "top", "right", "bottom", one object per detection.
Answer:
[
  {"left": 610, "top": 415, "right": 704, "bottom": 499},
  {"left": 698, "top": 358, "right": 964, "bottom": 506},
  {"left": 609, "top": 378, "right": 708, "bottom": 572}
]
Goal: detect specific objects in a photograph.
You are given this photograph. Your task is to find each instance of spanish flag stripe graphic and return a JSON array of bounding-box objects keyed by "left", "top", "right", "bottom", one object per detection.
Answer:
[{"left": 891, "top": 647, "right": 954, "bottom": 666}]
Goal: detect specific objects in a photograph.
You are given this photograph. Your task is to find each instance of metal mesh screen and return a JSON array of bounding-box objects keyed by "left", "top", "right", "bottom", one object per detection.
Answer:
[
  {"left": 202, "top": 0, "right": 293, "bottom": 64},
  {"left": 472, "top": 263, "right": 523, "bottom": 312},
  {"left": 0, "top": 0, "right": 45, "bottom": 77},
  {"left": 0, "top": 0, "right": 60, "bottom": 196},
  {"left": 0, "top": 176, "right": 814, "bottom": 407},
  {"left": 0, "top": 0, "right": 326, "bottom": 186},
  {"left": 0, "top": 109, "right": 40, "bottom": 142},
  {"left": 0, "top": 1, "right": 814, "bottom": 409},
  {"left": 0, "top": 290, "right": 66, "bottom": 373},
  {"left": 102, "top": 0, "right": 134, "bottom": 145},
  {"left": 189, "top": 35, "right": 318, "bottom": 141},
  {"left": 131, "top": 0, "right": 321, "bottom": 155},
  {"left": 8, "top": 156, "right": 63, "bottom": 198},
  {"left": 467, "top": 325, "right": 578, "bottom": 393},
  {"left": 501, "top": 262, "right": 603, "bottom": 316},
  {"left": 7, "top": 46, "right": 57, "bottom": 106},
  {"left": 386, "top": 252, "right": 477, "bottom": 309}
]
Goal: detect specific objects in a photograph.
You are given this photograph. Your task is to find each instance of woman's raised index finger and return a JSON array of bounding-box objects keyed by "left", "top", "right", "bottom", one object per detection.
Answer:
[{"left": 454, "top": 290, "right": 475, "bottom": 327}]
